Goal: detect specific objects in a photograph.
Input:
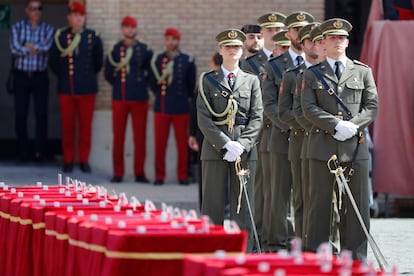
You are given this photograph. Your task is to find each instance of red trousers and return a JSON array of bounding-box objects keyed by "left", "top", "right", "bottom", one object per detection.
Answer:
[
  {"left": 154, "top": 113, "right": 189, "bottom": 181},
  {"left": 58, "top": 94, "right": 95, "bottom": 163},
  {"left": 112, "top": 100, "right": 148, "bottom": 177}
]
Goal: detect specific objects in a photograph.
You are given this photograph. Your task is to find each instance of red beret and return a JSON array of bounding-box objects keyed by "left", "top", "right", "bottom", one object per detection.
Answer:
[
  {"left": 121, "top": 16, "right": 137, "bottom": 28},
  {"left": 69, "top": 1, "right": 86, "bottom": 15},
  {"left": 164, "top": 28, "right": 181, "bottom": 40}
]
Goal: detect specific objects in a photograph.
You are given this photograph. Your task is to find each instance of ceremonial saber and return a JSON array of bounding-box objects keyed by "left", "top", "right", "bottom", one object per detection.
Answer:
[
  {"left": 235, "top": 158, "right": 262, "bottom": 253},
  {"left": 327, "top": 155, "right": 388, "bottom": 270}
]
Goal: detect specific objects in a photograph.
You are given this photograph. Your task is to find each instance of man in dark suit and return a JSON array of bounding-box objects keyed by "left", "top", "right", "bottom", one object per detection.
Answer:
[
  {"left": 301, "top": 18, "right": 378, "bottom": 260},
  {"left": 49, "top": 1, "right": 103, "bottom": 173},
  {"left": 197, "top": 29, "right": 263, "bottom": 251}
]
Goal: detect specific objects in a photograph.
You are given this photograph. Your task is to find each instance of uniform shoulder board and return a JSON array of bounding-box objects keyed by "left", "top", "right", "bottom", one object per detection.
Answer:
[
  {"left": 240, "top": 68, "right": 256, "bottom": 75},
  {"left": 308, "top": 62, "right": 321, "bottom": 69},
  {"left": 181, "top": 51, "right": 194, "bottom": 62},
  {"left": 353, "top": 60, "right": 368, "bottom": 67},
  {"left": 203, "top": 69, "right": 216, "bottom": 77},
  {"left": 245, "top": 52, "right": 258, "bottom": 60},
  {"left": 269, "top": 54, "right": 284, "bottom": 62},
  {"left": 188, "top": 53, "right": 195, "bottom": 63},
  {"left": 286, "top": 65, "right": 300, "bottom": 73}
]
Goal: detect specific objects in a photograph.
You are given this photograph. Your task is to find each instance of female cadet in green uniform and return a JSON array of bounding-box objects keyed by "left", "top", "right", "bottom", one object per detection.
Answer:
[{"left": 196, "top": 29, "right": 263, "bottom": 251}]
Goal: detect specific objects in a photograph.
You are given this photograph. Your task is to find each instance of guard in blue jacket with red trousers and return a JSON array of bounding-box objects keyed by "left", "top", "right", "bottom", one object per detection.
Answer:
[
  {"left": 104, "top": 16, "right": 153, "bottom": 183},
  {"left": 49, "top": 1, "right": 103, "bottom": 173},
  {"left": 149, "top": 28, "right": 196, "bottom": 185}
]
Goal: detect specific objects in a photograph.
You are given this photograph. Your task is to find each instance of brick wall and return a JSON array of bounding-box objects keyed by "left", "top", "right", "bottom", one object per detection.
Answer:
[{"left": 85, "top": 0, "right": 325, "bottom": 110}]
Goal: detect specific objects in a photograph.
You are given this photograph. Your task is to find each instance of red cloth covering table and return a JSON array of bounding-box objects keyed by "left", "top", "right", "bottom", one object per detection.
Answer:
[
  {"left": 0, "top": 184, "right": 247, "bottom": 276},
  {"left": 183, "top": 252, "right": 384, "bottom": 276}
]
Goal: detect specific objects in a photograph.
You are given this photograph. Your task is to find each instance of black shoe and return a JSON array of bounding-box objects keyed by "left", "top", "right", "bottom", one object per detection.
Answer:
[
  {"left": 110, "top": 176, "right": 123, "bottom": 183},
  {"left": 135, "top": 174, "right": 149, "bottom": 183},
  {"left": 179, "top": 179, "right": 189, "bottom": 185},
  {"left": 79, "top": 163, "right": 91, "bottom": 173},
  {"left": 153, "top": 179, "right": 164, "bottom": 186},
  {"left": 63, "top": 163, "right": 74, "bottom": 173},
  {"left": 34, "top": 152, "right": 45, "bottom": 163}
]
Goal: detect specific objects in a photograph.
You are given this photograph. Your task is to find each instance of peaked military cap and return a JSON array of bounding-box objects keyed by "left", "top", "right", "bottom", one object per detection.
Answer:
[
  {"left": 284, "top": 11, "right": 314, "bottom": 29},
  {"left": 241, "top": 24, "right": 261, "bottom": 34},
  {"left": 298, "top": 22, "right": 320, "bottom": 41},
  {"left": 272, "top": 30, "right": 290, "bottom": 46},
  {"left": 320, "top": 18, "right": 352, "bottom": 36},
  {"left": 309, "top": 25, "right": 323, "bottom": 42},
  {"left": 257, "top": 12, "right": 286, "bottom": 28},
  {"left": 216, "top": 29, "right": 246, "bottom": 46}
]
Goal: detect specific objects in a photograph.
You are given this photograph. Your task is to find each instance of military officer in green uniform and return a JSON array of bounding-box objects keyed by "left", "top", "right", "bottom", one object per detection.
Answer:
[
  {"left": 240, "top": 12, "right": 285, "bottom": 252},
  {"left": 293, "top": 24, "right": 326, "bottom": 250},
  {"left": 271, "top": 30, "right": 290, "bottom": 57},
  {"left": 197, "top": 29, "right": 263, "bottom": 251},
  {"left": 262, "top": 11, "right": 314, "bottom": 252},
  {"left": 240, "top": 24, "right": 263, "bottom": 58},
  {"left": 301, "top": 18, "right": 378, "bottom": 260},
  {"left": 278, "top": 22, "right": 319, "bottom": 244}
]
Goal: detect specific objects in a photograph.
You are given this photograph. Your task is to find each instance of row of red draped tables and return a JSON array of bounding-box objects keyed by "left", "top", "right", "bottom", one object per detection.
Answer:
[
  {"left": 0, "top": 180, "right": 245, "bottom": 276},
  {"left": 0, "top": 179, "right": 387, "bottom": 275}
]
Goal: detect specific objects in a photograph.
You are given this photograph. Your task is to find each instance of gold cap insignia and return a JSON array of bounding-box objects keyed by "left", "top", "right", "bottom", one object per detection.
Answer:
[
  {"left": 228, "top": 30, "right": 238, "bottom": 39},
  {"left": 297, "top": 13, "right": 306, "bottom": 21},
  {"left": 333, "top": 20, "right": 343, "bottom": 29},
  {"left": 268, "top": 14, "right": 277, "bottom": 22}
]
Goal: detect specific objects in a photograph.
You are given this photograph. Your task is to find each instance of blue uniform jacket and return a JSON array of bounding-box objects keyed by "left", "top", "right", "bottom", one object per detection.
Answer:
[
  {"left": 49, "top": 27, "right": 103, "bottom": 95},
  {"left": 149, "top": 51, "right": 196, "bottom": 114},
  {"left": 104, "top": 40, "right": 153, "bottom": 101}
]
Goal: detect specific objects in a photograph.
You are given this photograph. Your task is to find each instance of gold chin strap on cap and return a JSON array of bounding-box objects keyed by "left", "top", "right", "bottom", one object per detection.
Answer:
[
  {"left": 150, "top": 52, "right": 174, "bottom": 85},
  {"left": 107, "top": 45, "right": 133, "bottom": 72},
  {"left": 54, "top": 28, "right": 82, "bottom": 57},
  {"left": 198, "top": 72, "right": 238, "bottom": 133}
]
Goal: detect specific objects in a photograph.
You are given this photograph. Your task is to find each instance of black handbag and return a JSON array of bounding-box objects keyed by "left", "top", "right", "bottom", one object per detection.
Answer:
[{"left": 6, "top": 57, "right": 15, "bottom": 94}]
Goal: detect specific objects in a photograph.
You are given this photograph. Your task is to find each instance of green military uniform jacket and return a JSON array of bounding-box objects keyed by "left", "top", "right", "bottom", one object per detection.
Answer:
[
  {"left": 197, "top": 69, "right": 263, "bottom": 160},
  {"left": 241, "top": 49, "right": 272, "bottom": 152},
  {"left": 262, "top": 51, "right": 295, "bottom": 154},
  {"left": 294, "top": 70, "right": 313, "bottom": 159},
  {"left": 301, "top": 59, "right": 378, "bottom": 161},
  {"left": 279, "top": 65, "right": 306, "bottom": 160}
]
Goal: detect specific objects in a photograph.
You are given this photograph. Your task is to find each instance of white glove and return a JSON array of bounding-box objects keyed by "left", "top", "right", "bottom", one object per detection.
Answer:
[
  {"left": 223, "top": 151, "right": 238, "bottom": 162},
  {"left": 224, "top": 141, "right": 245, "bottom": 156},
  {"left": 335, "top": 120, "right": 358, "bottom": 140},
  {"left": 333, "top": 131, "right": 347, "bottom": 141}
]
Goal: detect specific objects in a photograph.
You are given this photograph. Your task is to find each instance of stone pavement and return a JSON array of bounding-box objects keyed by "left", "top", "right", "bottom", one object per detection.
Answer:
[{"left": 0, "top": 161, "right": 413, "bottom": 274}]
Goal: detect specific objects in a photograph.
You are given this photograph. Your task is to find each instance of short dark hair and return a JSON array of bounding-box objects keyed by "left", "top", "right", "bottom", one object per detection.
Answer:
[{"left": 212, "top": 52, "right": 223, "bottom": 66}]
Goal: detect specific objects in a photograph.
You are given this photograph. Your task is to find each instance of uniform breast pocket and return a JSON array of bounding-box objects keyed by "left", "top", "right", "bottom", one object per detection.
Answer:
[
  {"left": 344, "top": 80, "right": 364, "bottom": 103},
  {"left": 238, "top": 89, "right": 251, "bottom": 113}
]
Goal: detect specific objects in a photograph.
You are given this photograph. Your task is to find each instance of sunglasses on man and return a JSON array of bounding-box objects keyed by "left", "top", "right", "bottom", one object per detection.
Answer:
[{"left": 28, "top": 6, "right": 43, "bottom": 12}]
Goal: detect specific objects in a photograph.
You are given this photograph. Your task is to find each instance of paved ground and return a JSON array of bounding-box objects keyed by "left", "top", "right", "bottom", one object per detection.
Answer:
[{"left": 0, "top": 161, "right": 413, "bottom": 274}]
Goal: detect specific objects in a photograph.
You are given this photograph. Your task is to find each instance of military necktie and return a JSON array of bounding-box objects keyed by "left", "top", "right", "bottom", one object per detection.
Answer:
[
  {"left": 296, "top": 55, "right": 304, "bottom": 66},
  {"left": 228, "top": 72, "right": 235, "bottom": 90},
  {"left": 335, "top": 61, "right": 342, "bottom": 80}
]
